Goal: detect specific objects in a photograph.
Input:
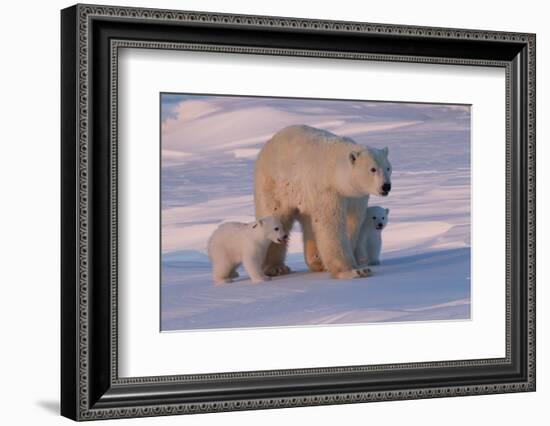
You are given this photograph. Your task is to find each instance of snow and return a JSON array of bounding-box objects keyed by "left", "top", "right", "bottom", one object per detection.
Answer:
[{"left": 160, "top": 95, "right": 471, "bottom": 331}]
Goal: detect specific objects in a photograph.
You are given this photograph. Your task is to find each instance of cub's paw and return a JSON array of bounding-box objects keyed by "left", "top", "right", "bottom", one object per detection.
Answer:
[
  {"left": 352, "top": 267, "right": 372, "bottom": 278},
  {"left": 334, "top": 267, "right": 371, "bottom": 279},
  {"left": 214, "top": 277, "right": 233, "bottom": 285},
  {"left": 264, "top": 264, "right": 291, "bottom": 276},
  {"left": 251, "top": 275, "right": 272, "bottom": 284}
]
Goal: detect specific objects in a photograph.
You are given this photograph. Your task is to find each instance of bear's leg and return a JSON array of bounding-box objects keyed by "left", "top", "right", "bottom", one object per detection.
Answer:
[
  {"left": 254, "top": 180, "right": 292, "bottom": 276},
  {"left": 261, "top": 215, "right": 294, "bottom": 277},
  {"left": 347, "top": 220, "right": 361, "bottom": 269},
  {"left": 242, "top": 250, "right": 271, "bottom": 284},
  {"left": 313, "top": 208, "right": 370, "bottom": 280},
  {"left": 211, "top": 257, "right": 237, "bottom": 284},
  {"left": 346, "top": 196, "right": 368, "bottom": 267},
  {"left": 355, "top": 228, "right": 370, "bottom": 267},
  {"left": 300, "top": 215, "right": 325, "bottom": 272},
  {"left": 262, "top": 236, "right": 291, "bottom": 276}
]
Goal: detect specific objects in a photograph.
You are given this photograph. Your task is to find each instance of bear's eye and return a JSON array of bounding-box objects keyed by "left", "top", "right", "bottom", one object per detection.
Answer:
[
  {"left": 382, "top": 217, "right": 385, "bottom": 220},
  {"left": 370, "top": 167, "right": 377, "bottom": 173},
  {"left": 274, "top": 227, "right": 279, "bottom": 231},
  {"left": 372, "top": 216, "right": 376, "bottom": 220},
  {"left": 387, "top": 167, "right": 390, "bottom": 171}
]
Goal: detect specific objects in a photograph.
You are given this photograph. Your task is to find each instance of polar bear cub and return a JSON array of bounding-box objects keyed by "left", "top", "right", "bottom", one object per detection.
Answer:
[
  {"left": 359, "top": 206, "right": 390, "bottom": 266},
  {"left": 207, "top": 217, "right": 287, "bottom": 284}
]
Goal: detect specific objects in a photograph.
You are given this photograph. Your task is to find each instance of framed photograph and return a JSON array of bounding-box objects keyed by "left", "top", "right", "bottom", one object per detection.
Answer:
[{"left": 61, "top": 4, "right": 536, "bottom": 421}]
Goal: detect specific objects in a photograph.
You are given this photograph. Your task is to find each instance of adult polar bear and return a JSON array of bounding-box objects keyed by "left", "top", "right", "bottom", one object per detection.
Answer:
[{"left": 254, "top": 125, "right": 392, "bottom": 279}]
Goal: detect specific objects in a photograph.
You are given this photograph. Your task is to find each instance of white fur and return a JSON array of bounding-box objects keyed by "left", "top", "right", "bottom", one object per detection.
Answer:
[
  {"left": 254, "top": 125, "right": 392, "bottom": 279},
  {"left": 357, "top": 206, "right": 390, "bottom": 266},
  {"left": 207, "top": 216, "right": 286, "bottom": 284}
]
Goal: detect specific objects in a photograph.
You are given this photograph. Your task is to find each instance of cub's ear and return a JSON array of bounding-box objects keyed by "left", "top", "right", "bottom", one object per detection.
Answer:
[
  {"left": 349, "top": 151, "right": 361, "bottom": 165},
  {"left": 252, "top": 219, "right": 264, "bottom": 229},
  {"left": 385, "top": 208, "right": 390, "bottom": 214},
  {"left": 382, "top": 146, "right": 389, "bottom": 155}
]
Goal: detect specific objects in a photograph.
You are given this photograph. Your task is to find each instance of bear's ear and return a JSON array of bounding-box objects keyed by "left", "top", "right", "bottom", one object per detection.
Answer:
[
  {"left": 349, "top": 151, "right": 361, "bottom": 165},
  {"left": 382, "top": 146, "right": 389, "bottom": 156},
  {"left": 385, "top": 208, "right": 390, "bottom": 214}
]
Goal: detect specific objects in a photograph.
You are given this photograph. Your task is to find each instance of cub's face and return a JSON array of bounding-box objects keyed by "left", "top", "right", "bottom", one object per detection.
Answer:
[
  {"left": 255, "top": 216, "right": 288, "bottom": 244},
  {"left": 349, "top": 147, "right": 392, "bottom": 197},
  {"left": 366, "top": 206, "right": 390, "bottom": 231}
]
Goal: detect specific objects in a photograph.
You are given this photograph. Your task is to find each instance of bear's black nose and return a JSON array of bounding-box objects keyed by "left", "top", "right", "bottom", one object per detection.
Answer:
[
  {"left": 283, "top": 235, "right": 289, "bottom": 241},
  {"left": 382, "top": 183, "right": 391, "bottom": 192}
]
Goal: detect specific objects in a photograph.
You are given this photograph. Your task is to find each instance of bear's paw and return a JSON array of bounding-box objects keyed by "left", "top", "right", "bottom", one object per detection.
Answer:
[{"left": 264, "top": 264, "right": 292, "bottom": 277}]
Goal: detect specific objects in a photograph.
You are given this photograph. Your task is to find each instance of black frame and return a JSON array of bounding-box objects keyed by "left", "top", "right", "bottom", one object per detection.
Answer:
[{"left": 61, "top": 4, "right": 536, "bottom": 421}]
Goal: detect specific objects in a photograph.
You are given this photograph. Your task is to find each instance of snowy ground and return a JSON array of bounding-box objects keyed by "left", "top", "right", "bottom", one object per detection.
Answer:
[{"left": 160, "top": 95, "right": 471, "bottom": 331}]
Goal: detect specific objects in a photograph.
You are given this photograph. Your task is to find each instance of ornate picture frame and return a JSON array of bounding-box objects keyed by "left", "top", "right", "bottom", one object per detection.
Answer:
[{"left": 61, "top": 3, "right": 535, "bottom": 421}]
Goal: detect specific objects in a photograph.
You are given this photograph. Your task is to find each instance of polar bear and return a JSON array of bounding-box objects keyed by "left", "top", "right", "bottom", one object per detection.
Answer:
[
  {"left": 254, "top": 125, "right": 392, "bottom": 279},
  {"left": 207, "top": 217, "right": 287, "bottom": 284},
  {"left": 357, "top": 206, "right": 390, "bottom": 266}
]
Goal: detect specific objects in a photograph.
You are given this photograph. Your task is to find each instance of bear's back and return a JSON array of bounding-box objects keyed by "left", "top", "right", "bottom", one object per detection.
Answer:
[
  {"left": 256, "top": 125, "right": 359, "bottom": 182},
  {"left": 268, "top": 125, "right": 356, "bottom": 151}
]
